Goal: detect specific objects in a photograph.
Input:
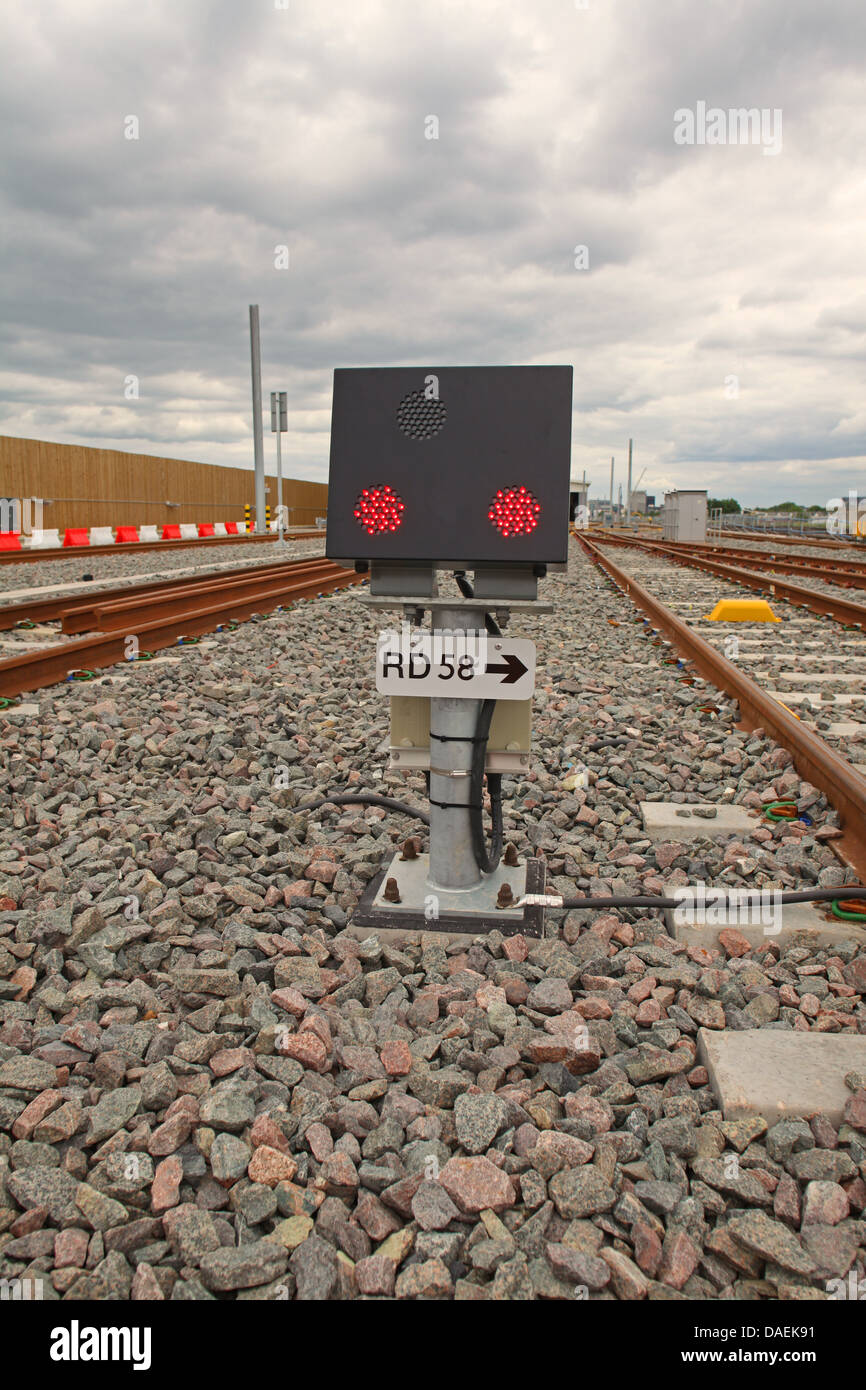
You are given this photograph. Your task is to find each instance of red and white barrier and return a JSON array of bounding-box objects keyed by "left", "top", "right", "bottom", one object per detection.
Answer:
[{"left": 0, "top": 522, "right": 280, "bottom": 552}]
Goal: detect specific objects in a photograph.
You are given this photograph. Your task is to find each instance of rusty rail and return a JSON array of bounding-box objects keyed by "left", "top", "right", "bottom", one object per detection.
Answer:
[
  {"left": 0, "top": 561, "right": 359, "bottom": 697},
  {"left": 0, "top": 557, "right": 332, "bottom": 631},
  {"left": 0, "top": 530, "right": 320, "bottom": 567},
  {"left": 59, "top": 559, "right": 337, "bottom": 634},
  {"left": 613, "top": 536, "right": 866, "bottom": 588},
  {"left": 722, "top": 528, "right": 864, "bottom": 550},
  {"left": 592, "top": 531, "right": 866, "bottom": 629},
  {"left": 577, "top": 533, "right": 866, "bottom": 881}
]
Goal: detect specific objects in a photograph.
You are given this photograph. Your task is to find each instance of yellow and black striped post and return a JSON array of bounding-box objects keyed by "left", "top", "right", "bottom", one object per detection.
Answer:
[
  {"left": 265, "top": 504, "right": 271, "bottom": 531},
  {"left": 244, "top": 504, "right": 251, "bottom": 533}
]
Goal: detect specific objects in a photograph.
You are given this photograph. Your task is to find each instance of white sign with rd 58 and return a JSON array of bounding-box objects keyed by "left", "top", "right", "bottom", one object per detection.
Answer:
[{"left": 375, "top": 626, "right": 535, "bottom": 700}]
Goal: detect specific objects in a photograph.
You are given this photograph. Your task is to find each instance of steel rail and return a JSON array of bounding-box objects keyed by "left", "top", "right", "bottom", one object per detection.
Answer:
[
  {"left": 592, "top": 531, "right": 866, "bottom": 629},
  {"left": 645, "top": 540, "right": 866, "bottom": 588},
  {"left": 77, "top": 564, "right": 352, "bottom": 634},
  {"left": 0, "top": 557, "right": 333, "bottom": 632},
  {"left": 58, "top": 559, "right": 336, "bottom": 634},
  {"left": 577, "top": 533, "right": 866, "bottom": 880},
  {"left": 0, "top": 530, "right": 320, "bottom": 566},
  {"left": 722, "top": 528, "right": 864, "bottom": 550},
  {"left": 0, "top": 563, "right": 359, "bottom": 697},
  {"left": 594, "top": 532, "right": 866, "bottom": 587}
]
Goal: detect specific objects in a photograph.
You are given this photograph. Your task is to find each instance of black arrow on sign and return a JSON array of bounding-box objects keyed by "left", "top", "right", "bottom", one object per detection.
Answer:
[{"left": 486, "top": 653, "right": 528, "bottom": 685}]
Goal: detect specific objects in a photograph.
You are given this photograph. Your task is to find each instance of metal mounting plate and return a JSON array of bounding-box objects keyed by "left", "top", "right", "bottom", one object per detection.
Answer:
[
  {"left": 360, "top": 595, "right": 554, "bottom": 613},
  {"left": 350, "top": 854, "right": 546, "bottom": 938}
]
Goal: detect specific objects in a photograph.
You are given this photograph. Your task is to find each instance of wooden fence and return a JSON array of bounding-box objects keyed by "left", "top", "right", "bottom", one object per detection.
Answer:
[{"left": 0, "top": 435, "right": 328, "bottom": 533}]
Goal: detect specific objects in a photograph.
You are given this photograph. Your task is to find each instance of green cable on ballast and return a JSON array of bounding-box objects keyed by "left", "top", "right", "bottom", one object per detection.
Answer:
[{"left": 831, "top": 899, "right": 866, "bottom": 922}]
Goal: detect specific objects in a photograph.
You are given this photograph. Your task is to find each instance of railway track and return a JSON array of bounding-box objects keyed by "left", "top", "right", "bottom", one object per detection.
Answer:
[
  {"left": 721, "top": 526, "right": 866, "bottom": 550},
  {"left": 0, "top": 529, "right": 318, "bottom": 566},
  {"left": 0, "top": 556, "right": 360, "bottom": 697},
  {"left": 616, "top": 536, "right": 866, "bottom": 590},
  {"left": 592, "top": 530, "right": 866, "bottom": 629},
  {"left": 577, "top": 532, "right": 866, "bottom": 880},
  {"left": 1, "top": 530, "right": 865, "bottom": 1311}
]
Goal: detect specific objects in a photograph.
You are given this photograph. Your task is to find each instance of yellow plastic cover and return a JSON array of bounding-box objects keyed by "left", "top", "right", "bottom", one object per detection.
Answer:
[{"left": 703, "top": 599, "right": 780, "bottom": 622}]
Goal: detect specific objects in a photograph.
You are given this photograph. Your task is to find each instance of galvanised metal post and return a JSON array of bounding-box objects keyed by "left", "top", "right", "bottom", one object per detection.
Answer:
[
  {"left": 626, "top": 437, "right": 633, "bottom": 528},
  {"left": 428, "top": 605, "right": 483, "bottom": 891},
  {"left": 249, "top": 306, "right": 266, "bottom": 534}
]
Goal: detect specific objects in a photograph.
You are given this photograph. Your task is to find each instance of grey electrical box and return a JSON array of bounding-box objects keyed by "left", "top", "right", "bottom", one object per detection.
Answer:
[
  {"left": 325, "top": 366, "right": 573, "bottom": 567},
  {"left": 663, "top": 490, "right": 707, "bottom": 542}
]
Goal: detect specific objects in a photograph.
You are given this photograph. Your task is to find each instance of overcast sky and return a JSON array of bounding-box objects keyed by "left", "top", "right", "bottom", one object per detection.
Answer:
[{"left": 1, "top": 0, "right": 864, "bottom": 506}]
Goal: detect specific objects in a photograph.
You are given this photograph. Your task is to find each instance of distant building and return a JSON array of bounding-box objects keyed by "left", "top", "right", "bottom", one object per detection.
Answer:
[{"left": 630, "top": 490, "right": 647, "bottom": 514}]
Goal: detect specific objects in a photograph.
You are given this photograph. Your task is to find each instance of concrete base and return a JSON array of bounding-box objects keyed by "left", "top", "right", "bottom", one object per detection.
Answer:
[
  {"left": 748, "top": 655, "right": 866, "bottom": 665},
  {"left": 698, "top": 1029, "right": 866, "bottom": 1124},
  {"left": 349, "top": 854, "right": 546, "bottom": 939},
  {"left": 346, "top": 925, "right": 483, "bottom": 947},
  {"left": 768, "top": 691, "right": 865, "bottom": 706},
  {"left": 665, "top": 899, "right": 866, "bottom": 951},
  {"left": 368, "top": 852, "right": 525, "bottom": 921},
  {"left": 778, "top": 671, "right": 864, "bottom": 683},
  {"left": 640, "top": 802, "right": 756, "bottom": 841}
]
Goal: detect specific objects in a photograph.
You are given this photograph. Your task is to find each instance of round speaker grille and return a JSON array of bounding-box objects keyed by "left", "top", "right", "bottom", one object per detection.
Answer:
[{"left": 396, "top": 390, "right": 447, "bottom": 440}]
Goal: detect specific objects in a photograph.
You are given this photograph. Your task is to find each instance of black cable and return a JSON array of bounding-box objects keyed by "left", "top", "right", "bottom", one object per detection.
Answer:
[
  {"left": 453, "top": 574, "right": 503, "bottom": 873},
  {"left": 296, "top": 793, "right": 430, "bottom": 825},
  {"left": 455, "top": 571, "right": 502, "bottom": 636},
  {"left": 469, "top": 700, "right": 503, "bottom": 873},
  {"left": 549, "top": 886, "right": 866, "bottom": 909}
]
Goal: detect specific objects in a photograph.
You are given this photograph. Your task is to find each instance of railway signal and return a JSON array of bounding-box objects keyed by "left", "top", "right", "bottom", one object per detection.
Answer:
[
  {"left": 326, "top": 365, "right": 573, "bottom": 937},
  {"left": 326, "top": 366, "right": 572, "bottom": 568}
]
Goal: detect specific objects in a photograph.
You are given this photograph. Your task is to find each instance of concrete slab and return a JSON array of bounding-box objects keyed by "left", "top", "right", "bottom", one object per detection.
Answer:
[
  {"left": 697, "top": 1029, "right": 866, "bottom": 1124},
  {"left": 1, "top": 703, "right": 40, "bottom": 717},
  {"left": 665, "top": 899, "right": 866, "bottom": 951},
  {"left": 741, "top": 654, "right": 866, "bottom": 664},
  {"left": 694, "top": 621, "right": 817, "bottom": 631},
  {"left": 767, "top": 691, "right": 865, "bottom": 706},
  {"left": 778, "top": 671, "right": 864, "bottom": 683},
  {"left": 0, "top": 551, "right": 323, "bottom": 605},
  {"left": 639, "top": 802, "right": 756, "bottom": 842},
  {"left": 347, "top": 925, "right": 481, "bottom": 947}
]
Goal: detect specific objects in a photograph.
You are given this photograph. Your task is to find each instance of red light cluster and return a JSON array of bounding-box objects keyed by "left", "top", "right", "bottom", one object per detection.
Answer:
[
  {"left": 487, "top": 485, "right": 542, "bottom": 538},
  {"left": 353, "top": 483, "right": 405, "bottom": 535}
]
